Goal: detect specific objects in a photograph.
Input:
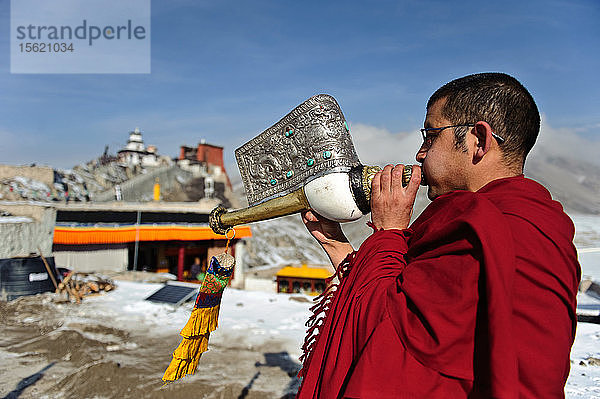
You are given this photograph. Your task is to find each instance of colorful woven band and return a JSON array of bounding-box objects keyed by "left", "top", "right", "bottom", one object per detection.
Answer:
[
  {"left": 208, "top": 256, "right": 234, "bottom": 277},
  {"left": 194, "top": 292, "right": 223, "bottom": 309}
]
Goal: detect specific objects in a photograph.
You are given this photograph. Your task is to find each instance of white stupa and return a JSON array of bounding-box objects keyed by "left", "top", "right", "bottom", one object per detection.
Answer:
[
  {"left": 125, "top": 127, "right": 145, "bottom": 152},
  {"left": 118, "top": 127, "right": 151, "bottom": 166}
]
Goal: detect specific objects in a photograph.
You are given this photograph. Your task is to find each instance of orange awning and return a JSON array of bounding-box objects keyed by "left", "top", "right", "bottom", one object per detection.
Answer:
[{"left": 53, "top": 225, "right": 252, "bottom": 245}]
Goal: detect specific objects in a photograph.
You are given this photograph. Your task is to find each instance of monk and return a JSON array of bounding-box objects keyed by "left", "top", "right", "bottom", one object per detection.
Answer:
[{"left": 297, "top": 73, "right": 581, "bottom": 398}]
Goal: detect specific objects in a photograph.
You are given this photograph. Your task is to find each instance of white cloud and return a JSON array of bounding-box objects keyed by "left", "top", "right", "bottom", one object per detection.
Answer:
[
  {"left": 349, "top": 122, "right": 422, "bottom": 167},
  {"left": 530, "top": 115, "right": 600, "bottom": 166},
  {"left": 349, "top": 118, "right": 600, "bottom": 169}
]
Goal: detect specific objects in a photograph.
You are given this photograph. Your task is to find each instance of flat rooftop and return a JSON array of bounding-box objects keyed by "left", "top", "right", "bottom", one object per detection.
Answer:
[{"left": 53, "top": 200, "right": 218, "bottom": 214}]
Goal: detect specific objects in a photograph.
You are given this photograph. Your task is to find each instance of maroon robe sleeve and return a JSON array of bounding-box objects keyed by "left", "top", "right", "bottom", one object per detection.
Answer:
[
  {"left": 344, "top": 227, "right": 480, "bottom": 398},
  {"left": 296, "top": 229, "right": 412, "bottom": 398},
  {"left": 298, "top": 191, "right": 519, "bottom": 398},
  {"left": 389, "top": 191, "right": 519, "bottom": 397},
  {"left": 298, "top": 177, "right": 579, "bottom": 399}
]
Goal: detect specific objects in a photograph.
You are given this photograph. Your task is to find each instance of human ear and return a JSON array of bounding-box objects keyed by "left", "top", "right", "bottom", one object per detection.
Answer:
[{"left": 472, "top": 121, "right": 493, "bottom": 164}]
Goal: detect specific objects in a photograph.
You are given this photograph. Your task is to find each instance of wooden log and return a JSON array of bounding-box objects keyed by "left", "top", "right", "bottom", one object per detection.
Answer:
[
  {"left": 67, "top": 285, "right": 80, "bottom": 303},
  {"left": 62, "top": 272, "right": 74, "bottom": 286},
  {"left": 88, "top": 282, "right": 99, "bottom": 292},
  {"left": 38, "top": 249, "right": 58, "bottom": 292}
]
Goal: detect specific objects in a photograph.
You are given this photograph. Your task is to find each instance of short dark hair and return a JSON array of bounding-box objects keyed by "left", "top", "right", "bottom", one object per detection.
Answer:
[{"left": 427, "top": 72, "right": 540, "bottom": 168}]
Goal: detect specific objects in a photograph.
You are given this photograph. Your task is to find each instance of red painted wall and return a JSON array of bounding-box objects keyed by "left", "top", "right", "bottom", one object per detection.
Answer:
[{"left": 196, "top": 144, "right": 225, "bottom": 170}]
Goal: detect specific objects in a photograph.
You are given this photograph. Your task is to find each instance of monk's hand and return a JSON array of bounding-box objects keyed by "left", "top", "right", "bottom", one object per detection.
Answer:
[
  {"left": 371, "top": 164, "right": 421, "bottom": 230},
  {"left": 301, "top": 210, "right": 348, "bottom": 246},
  {"left": 301, "top": 210, "right": 353, "bottom": 269}
]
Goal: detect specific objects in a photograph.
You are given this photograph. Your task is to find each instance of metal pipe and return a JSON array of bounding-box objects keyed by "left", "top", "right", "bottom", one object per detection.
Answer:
[
  {"left": 133, "top": 210, "right": 141, "bottom": 271},
  {"left": 210, "top": 187, "right": 310, "bottom": 235}
]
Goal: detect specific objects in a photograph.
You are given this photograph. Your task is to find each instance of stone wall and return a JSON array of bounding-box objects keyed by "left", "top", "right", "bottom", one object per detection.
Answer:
[{"left": 0, "top": 202, "right": 56, "bottom": 258}]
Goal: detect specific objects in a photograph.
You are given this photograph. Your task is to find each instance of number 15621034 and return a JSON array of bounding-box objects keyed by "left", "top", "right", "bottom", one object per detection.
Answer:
[{"left": 19, "top": 43, "right": 74, "bottom": 52}]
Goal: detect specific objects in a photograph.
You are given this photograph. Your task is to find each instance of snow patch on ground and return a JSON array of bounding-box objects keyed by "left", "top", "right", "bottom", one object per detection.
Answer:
[
  {"left": 574, "top": 214, "right": 600, "bottom": 249},
  {"left": 79, "top": 281, "right": 312, "bottom": 360},
  {"left": 68, "top": 276, "right": 600, "bottom": 397},
  {"left": 566, "top": 322, "right": 600, "bottom": 398}
]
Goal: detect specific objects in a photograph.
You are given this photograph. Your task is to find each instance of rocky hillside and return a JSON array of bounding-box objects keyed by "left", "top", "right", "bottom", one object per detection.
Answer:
[
  {"left": 0, "top": 161, "right": 158, "bottom": 203},
  {"left": 526, "top": 156, "right": 600, "bottom": 215},
  {"left": 0, "top": 158, "right": 237, "bottom": 206}
]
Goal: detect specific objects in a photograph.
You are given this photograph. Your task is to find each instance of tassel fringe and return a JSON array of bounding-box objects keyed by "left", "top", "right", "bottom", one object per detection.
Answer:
[
  {"left": 298, "top": 252, "right": 354, "bottom": 377},
  {"left": 180, "top": 305, "right": 221, "bottom": 337},
  {"left": 162, "top": 305, "right": 221, "bottom": 382},
  {"left": 162, "top": 253, "right": 235, "bottom": 384}
]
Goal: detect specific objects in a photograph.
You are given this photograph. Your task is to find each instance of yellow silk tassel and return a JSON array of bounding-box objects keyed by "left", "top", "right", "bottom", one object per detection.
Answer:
[
  {"left": 162, "top": 252, "right": 235, "bottom": 383},
  {"left": 162, "top": 306, "right": 220, "bottom": 382}
]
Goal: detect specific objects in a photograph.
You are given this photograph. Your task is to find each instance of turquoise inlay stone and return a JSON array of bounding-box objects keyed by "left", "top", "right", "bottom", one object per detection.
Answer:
[
  {"left": 323, "top": 151, "right": 332, "bottom": 159},
  {"left": 344, "top": 121, "right": 349, "bottom": 132},
  {"left": 307, "top": 158, "right": 315, "bottom": 166},
  {"left": 270, "top": 179, "right": 277, "bottom": 186},
  {"left": 286, "top": 171, "right": 294, "bottom": 178},
  {"left": 285, "top": 129, "right": 294, "bottom": 137}
]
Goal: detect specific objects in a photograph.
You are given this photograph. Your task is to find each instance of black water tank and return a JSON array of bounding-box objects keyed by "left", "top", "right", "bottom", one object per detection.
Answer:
[{"left": 0, "top": 256, "right": 58, "bottom": 301}]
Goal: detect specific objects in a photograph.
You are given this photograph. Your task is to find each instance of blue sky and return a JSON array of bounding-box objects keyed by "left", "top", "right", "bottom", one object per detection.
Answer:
[{"left": 0, "top": 0, "right": 598, "bottom": 173}]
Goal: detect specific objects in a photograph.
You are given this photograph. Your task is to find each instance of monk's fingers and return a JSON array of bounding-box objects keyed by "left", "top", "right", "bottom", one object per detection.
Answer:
[
  {"left": 405, "top": 165, "right": 422, "bottom": 197},
  {"left": 391, "top": 164, "right": 406, "bottom": 194},
  {"left": 380, "top": 164, "right": 394, "bottom": 193},
  {"left": 301, "top": 210, "right": 318, "bottom": 223},
  {"left": 371, "top": 170, "right": 382, "bottom": 197}
]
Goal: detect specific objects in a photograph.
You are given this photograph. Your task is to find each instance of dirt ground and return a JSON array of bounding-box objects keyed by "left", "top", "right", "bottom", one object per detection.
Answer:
[{"left": 0, "top": 294, "right": 301, "bottom": 399}]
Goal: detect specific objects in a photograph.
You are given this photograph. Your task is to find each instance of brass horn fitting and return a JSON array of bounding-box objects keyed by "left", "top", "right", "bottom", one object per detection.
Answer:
[
  {"left": 209, "top": 206, "right": 229, "bottom": 235},
  {"left": 209, "top": 188, "right": 311, "bottom": 235}
]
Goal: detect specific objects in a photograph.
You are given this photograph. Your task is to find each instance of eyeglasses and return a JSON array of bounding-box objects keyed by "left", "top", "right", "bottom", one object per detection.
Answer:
[{"left": 420, "top": 124, "right": 505, "bottom": 149}]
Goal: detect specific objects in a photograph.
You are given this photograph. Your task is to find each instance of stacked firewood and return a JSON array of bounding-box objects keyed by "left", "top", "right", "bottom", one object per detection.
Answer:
[
  {"left": 37, "top": 252, "right": 116, "bottom": 304},
  {"left": 56, "top": 272, "right": 116, "bottom": 304}
]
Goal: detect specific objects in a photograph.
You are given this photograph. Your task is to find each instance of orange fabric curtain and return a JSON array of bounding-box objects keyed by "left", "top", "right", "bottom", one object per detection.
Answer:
[{"left": 53, "top": 225, "right": 251, "bottom": 245}]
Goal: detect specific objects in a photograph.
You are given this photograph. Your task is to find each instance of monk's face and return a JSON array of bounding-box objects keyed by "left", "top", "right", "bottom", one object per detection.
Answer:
[{"left": 417, "top": 98, "right": 472, "bottom": 200}]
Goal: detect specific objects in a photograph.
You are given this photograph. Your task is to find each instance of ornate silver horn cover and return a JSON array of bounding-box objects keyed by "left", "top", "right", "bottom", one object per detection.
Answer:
[{"left": 236, "top": 94, "right": 361, "bottom": 206}]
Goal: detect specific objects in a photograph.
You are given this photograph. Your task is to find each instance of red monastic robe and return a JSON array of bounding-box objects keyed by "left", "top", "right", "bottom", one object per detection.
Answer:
[{"left": 297, "top": 176, "right": 580, "bottom": 399}]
